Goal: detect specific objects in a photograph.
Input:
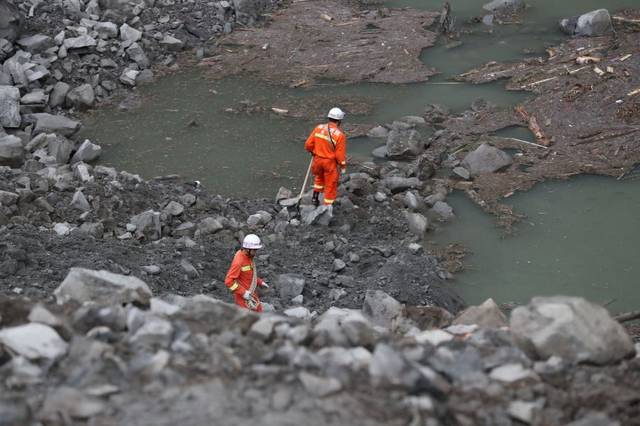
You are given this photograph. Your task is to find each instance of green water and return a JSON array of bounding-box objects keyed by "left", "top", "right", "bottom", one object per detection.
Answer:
[
  {"left": 81, "top": 74, "right": 527, "bottom": 197},
  {"left": 428, "top": 176, "right": 640, "bottom": 313}
]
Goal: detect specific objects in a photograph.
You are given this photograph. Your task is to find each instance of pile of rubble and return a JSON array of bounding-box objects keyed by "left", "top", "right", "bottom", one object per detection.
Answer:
[{"left": 0, "top": 268, "right": 638, "bottom": 425}]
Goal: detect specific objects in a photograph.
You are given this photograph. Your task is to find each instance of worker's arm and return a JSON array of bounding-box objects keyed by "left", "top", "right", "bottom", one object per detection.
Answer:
[
  {"left": 304, "top": 127, "right": 317, "bottom": 153},
  {"left": 224, "top": 255, "right": 244, "bottom": 294},
  {"left": 335, "top": 133, "right": 347, "bottom": 171}
]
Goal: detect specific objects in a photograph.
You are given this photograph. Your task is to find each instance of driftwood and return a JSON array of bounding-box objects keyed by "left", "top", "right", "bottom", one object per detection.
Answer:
[
  {"left": 614, "top": 310, "right": 640, "bottom": 323},
  {"left": 515, "top": 106, "right": 552, "bottom": 146}
]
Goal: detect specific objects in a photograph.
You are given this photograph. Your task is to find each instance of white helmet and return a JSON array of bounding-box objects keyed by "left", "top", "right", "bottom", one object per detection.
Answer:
[
  {"left": 242, "top": 234, "right": 263, "bottom": 249},
  {"left": 327, "top": 107, "right": 345, "bottom": 121}
]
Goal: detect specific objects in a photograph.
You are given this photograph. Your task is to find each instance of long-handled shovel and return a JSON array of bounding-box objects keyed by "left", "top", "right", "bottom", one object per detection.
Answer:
[{"left": 294, "top": 157, "right": 313, "bottom": 213}]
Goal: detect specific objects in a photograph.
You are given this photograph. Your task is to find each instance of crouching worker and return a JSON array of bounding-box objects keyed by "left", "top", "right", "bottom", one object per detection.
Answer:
[{"left": 224, "top": 234, "right": 269, "bottom": 312}]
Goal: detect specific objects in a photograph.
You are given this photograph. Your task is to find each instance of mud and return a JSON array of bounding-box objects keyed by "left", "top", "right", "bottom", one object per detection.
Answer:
[{"left": 200, "top": 0, "right": 439, "bottom": 86}]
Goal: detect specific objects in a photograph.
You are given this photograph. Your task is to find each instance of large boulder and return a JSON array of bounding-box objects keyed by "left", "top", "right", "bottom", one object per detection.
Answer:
[
  {"left": 312, "top": 307, "right": 379, "bottom": 347},
  {"left": 483, "top": 0, "right": 524, "bottom": 13},
  {"left": 362, "top": 290, "right": 403, "bottom": 329},
  {"left": 382, "top": 176, "right": 422, "bottom": 194},
  {"left": 560, "top": 9, "right": 613, "bottom": 37},
  {"left": 54, "top": 267, "right": 152, "bottom": 306},
  {"left": 0, "top": 85, "right": 21, "bottom": 128},
  {"left": 71, "top": 139, "right": 102, "bottom": 163},
  {"left": 461, "top": 143, "right": 512, "bottom": 176},
  {"left": 16, "top": 34, "right": 52, "bottom": 53},
  {"left": 0, "top": 0, "right": 22, "bottom": 42},
  {"left": 66, "top": 84, "right": 95, "bottom": 110},
  {"left": 47, "top": 134, "right": 74, "bottom": 164},
  {"left": 0, "top": 134, "right": 23, "bottom": 167},
  {"left": 0, "top": 323, "right": 67, "bottom": 360},
  {"left": 510, "top": 296, "right": 635, "bottom": 364},
  {"left": 405, "top": 211, "right": 428, "bottom": 236},
  {"left": 385, "top": 129, "right": 424, "bottom": 160},
  {"left": 277, "top": 273, "right": 305, "bottom": 300},
  {"left": 31, "top": 113, "right": 81, "bottom": 137}
]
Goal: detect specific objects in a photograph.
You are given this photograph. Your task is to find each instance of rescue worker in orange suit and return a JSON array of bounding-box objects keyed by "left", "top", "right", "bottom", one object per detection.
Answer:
[
  {"left": 304, "top": 107, "right": 347, "bottom": 210},
  {"left": 224, "top": 234, "right": 269, "bottom": 312}
]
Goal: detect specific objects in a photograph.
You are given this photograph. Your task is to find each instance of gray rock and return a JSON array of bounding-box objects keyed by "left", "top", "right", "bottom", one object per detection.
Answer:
[
  {"left": 483, "top": 0, "right": 524, "bottom": 12},
  {"left": 47, "top": 134, "right": 74, "bottom": 164},
  {"left": 70, "top": 190, "right": 90, "bottom": 211},
  {"left": 369, "top": 344, "right": 421, "bottom": 388},
  {"left": 561, "top": 9, "right": 612, "bottom": 37},
  {"left": 0, "top": 134, "right": 23, "bottom": 167},
  {"left": 367, "top": 125, "right": 389, "bottom": 138},
  {"left": 382, "top": 176, "right": 422, "bottom": 194},
  {"left": 489, "top": 363, "right": 538, "bottom": 383},
  {"left": 173, "top": 222, "right": 196, "bottom": 237},
  {"left": 136, "top": 69, "right": 154, "bottom": 85},
  {"left": 39, "top": 386, "right": 106, "bottom": 420},
  {"left": 49, "top": 82, "right": 71, "bottom": 108},
  {"left": 313, "top": 307, "right": 378, "bottom": 347},
  {"left": 95, "top": 21, "right": 118, "bottom": 38},
  {"left": 120, "top": 69, "right": 139, "bottom": 86},
  {"left": 454, "top": 298, "right": 507, "bottom": 328},
  {"left": 198, "top": 216, "right": 223, "bottom": 234},
  {"left": 386, "top": 129, "right": 423, "bottom": 160},
  {"left": 510, "top": 296, "right": 634, "bottom": 364},
  {"left": 508, "top": 400, "right": 541, "bottom": 424},
  {"left": 31, "top": 113, "right": 81, "bottom": 137},
  {"left": 160, "top": 35, "right": 184, "bottom": 51},
  {"left": 0, "top": 323, "right": 67, "bottom": 360},
  {"left": 333, "top": 258, "right": 346, "bottom": 272},
  {"left": 275, "top": 186, "right": 292, "bottom": 203},
  {"left": 0, "top": 85, "right": 21, "bottom": 128},
  {"left": 301, "top": 205, "right": 332, "bottom": 226},
  {"left": 21, "top": 90, "right": 48, "bottom": 107},
  {"left": 129, "top": 315, "right": 174, "bottom": 347},
  {"left": 429, "top": 201, "right": 455, "bottom": 221},
  {"left": 17, "top": 34, "right": 52, "bottom": 52},
  {"left": 0, "top": 189, "right": 18, "bottom": 205},
  {"left": 404, "top": 191, "right": 422, "bottom": 211},
  {"left": 126, "top": 42, "right": 150, "bottom": 68},
  {"left": 0, "top": 0, "right": 21, "bottom": 42},
  {"left": 143, "top": 265, "right": 161, "bottom": 275},
  {"left": 299, "top": 372, "right": 342, "bottom": 397},
  {"left": 566, "top": 412, "right": 620, "bottom": 426},
  {"left": 71, "top": 139, "right": 102, "bottom": 163},
  {"left": 130, "top": 210, "right": 162, "bottom": 240},
  {"left": 362, "top": 290, "right": 403, "bottom": 328},
  {"left": 163, "top": 201, "right": 184, "bottom": 216},
  {"left": 277, "top": 273, "right": 305, "bottom": 299},
  {"left": 452, "top": 166, "right": 470, "bottom": 180},
  {"left": 405, "top": 211, "right": 428, "bottom": 236},
  {"left": 284, "top": 306, "right": 312, "bottom": 319},
  {"left": 120, "top": 23, "right": 142, "bottom": 42},
  {"left": 54, "top": 267, "right": 152, "bottom": 306},
  {"left": 63, "top": 35, "right": 97, "bottom": 49},
  {"left": 79, "top": 222, "right": 104, "bottom": 237},
  {"left": 66, "top": 84, "right": 95, "bottom": 110},
  {"left": 461, "top": 143, "right": 512, "bottom": 176},
  {"left": 247, "top": 213, "right": 262, "bottom": 227},
  {"left": 180, "top": 259, "right": 199, "bottom": 278},
  {"left": 53, "top": 222, "right": 72, "bottom": 236}
]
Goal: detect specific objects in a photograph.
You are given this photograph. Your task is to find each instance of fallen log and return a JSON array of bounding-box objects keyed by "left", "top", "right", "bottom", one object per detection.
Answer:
[
  {"left": 614, "top": 310, "right": 640, "bottom": 323},
  {"left": 515, "top": 106, "right": 552, "bottom": 146}
]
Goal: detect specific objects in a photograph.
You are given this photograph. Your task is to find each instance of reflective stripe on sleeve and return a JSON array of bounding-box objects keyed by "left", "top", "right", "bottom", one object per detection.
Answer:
[
  {"left": 229, "top": 282, "right": 239, "bottom": 292},
  {"left": 241, "top": 265, "right": 252, "bottom": 272},
  {"left": 324, "top": 198, "right": 335, "bottom": 204},
  {"left": 314, "top": 133, "right": 330, "bottom": 141},
  {"left": 313, "top": 184, "right": 324, "bottom": 190}
]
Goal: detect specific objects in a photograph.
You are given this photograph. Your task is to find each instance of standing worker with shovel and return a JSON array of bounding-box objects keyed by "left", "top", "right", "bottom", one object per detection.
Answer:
[
  {"left": 304, "top": 107, "right": 348, "bottom": 212},
  {"left": 224, "top": 234, "right": 269, "bottom": 312}
]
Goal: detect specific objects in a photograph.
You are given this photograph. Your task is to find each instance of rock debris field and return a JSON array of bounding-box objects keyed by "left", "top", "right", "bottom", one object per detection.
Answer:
[{"left": 0, "top": 0, "right": 639, "bottom": 424}]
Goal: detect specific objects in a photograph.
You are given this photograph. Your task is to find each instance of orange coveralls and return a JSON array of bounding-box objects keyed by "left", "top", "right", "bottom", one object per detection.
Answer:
[
  {"left": 224, "top": 250, "right": 265, "bottom": 312},
  {"left": 304, "top": 122, "right": 347, "bottom": 205}
]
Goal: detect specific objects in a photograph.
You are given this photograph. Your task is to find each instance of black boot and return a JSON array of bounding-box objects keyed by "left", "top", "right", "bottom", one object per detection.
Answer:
[{"left": 312, "top": 191, "right": 320, "bottom": 207}]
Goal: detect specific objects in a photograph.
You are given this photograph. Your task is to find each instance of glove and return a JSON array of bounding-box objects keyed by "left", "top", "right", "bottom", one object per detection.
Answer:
[
  {"left": 341, "top": 168, "right": 346, "bottom": 175},
  {"left": 243, "top": 291, "right": 252, "bottom": 300},
  {"left": 261, "top": 281, "right": 269, "bottom": 289}
]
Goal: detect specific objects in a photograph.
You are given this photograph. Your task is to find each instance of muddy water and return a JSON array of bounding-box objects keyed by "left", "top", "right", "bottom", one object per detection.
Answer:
[
  {"left": 81, "top": 75, "right": 526, "bottom": 196},
  {"left": 428, "top": 176, "right": 640, "bottom": 313}
]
